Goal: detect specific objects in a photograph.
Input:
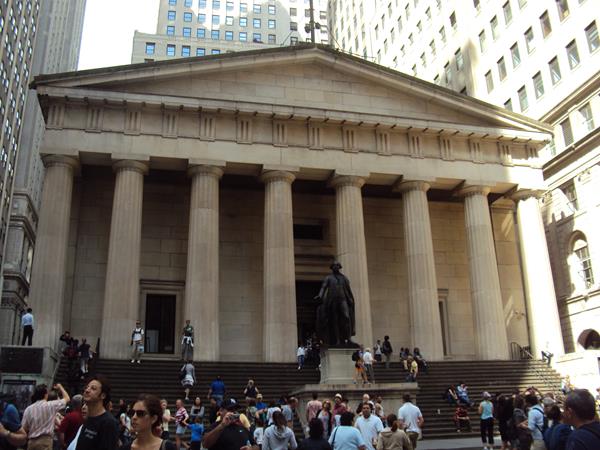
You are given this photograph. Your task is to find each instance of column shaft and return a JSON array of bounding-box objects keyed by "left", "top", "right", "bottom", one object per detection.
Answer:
[
  {"left": 462, "top": 187, "right": 509, "bottom": 360},
  {"left": 28, "top": 155, "right": 78, "bottom": 349},
  {"left": 100, "top": 160, "right": 147, "bottom": 359},
  {"left": 262, "top": 171, "right": 297, "bottom": 362},
  {"left": 332, "top": 176, "right": 373, "bottom": 347},
  {"left": 515, "top": 193, "right": 564, "bottom": 357},
  {"left": 185, "top": 165, "right": 223, "bottom": 361},
  {"left": 399, "top": 181, "right": 444, "bottom": 360}
]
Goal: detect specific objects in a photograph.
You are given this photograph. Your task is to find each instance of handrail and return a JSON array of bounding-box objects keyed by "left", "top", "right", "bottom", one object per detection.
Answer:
[{"left": 509, "top": 342, "right": 560, "bottom": 397}]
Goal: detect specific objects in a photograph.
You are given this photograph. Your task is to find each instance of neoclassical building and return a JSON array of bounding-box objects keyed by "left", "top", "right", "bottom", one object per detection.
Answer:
[{"left": 28, "top": 45, "right": 563, "bottom": 363}]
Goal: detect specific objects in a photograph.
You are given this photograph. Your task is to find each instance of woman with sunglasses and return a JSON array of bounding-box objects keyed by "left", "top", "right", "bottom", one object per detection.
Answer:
[{"left": 121, "top": 394, "right": 176, "bottom": 450}]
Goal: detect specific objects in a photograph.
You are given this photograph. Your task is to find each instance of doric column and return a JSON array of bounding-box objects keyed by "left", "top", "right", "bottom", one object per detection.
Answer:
[
  {"left": 28, "top": 155, "right": 79, "bottom": 349},
  {"left": 460, "top": 186, "right": 509, "bottom": 360},
  {"left": 330, "top": 175, "right": 373, "bottom": 347},
  {"left": 397, "top": 181, "right": 444, "bottom": 360},
  {"left": 513, "top": 190, "right": 564, "bottom": 357},
  {"left": 100, "top": 160, "right": 148, "bottom": 359},
  {"left": 185, "top": 164, "right": 223, "bottom": 361},
  {"left": 261, "top": 170, "right": 297, "bottom": 362}
]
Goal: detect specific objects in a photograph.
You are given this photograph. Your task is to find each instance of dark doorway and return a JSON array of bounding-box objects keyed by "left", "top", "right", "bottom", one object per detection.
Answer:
[
  {"left": 145, "top": 294, "right": 176, "bottom": 354},
  {"left": 296, "top": 281, "right": 322, "bottom": 345}
]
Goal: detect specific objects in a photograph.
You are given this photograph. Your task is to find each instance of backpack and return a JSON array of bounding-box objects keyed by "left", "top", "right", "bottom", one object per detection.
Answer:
[
  {"left": 351, "top": 350, "right": 360, "bottom": 361},
  {"left": 382, "top": 341, "right": 392, "bottom": 354}
]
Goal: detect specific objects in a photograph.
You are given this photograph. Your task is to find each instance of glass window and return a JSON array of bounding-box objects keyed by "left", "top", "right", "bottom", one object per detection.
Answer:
[
  {"left": 290, "top": 7, "right": 296, "bottom": 16},
  {"left": 290, "top": 36, "right": 298, "bottom": 45},
  {"left": 268, "top": 34, "right": 276, "bottom": 44},
  {"left": 226, "top": 1, "right": 233, "bottom": 11},
  {"left": 167, "top": 44, "right": 176, "bottom": 56},
  {"left": 540, "top": 11, "right": 552, "bottom": 37},
  {"left": 549, "top": 57, "right": 562, "bottom": 84},
  {"left": 579, "top": 103, "right": 594, "bottom": 132},
  {"left": 225, "top": 16, "right": 233, "bottom": 25},
  {"left": 504, "top": 98, "right": 513, "bottom": 111},
  {"left": 212, "top": 15, "right": 219, "bottom": 25},
  {"left": 574, "top": 241, "right": 594, "bottom": 288},
  {"left": 185, "top": 0, "right": 192, "bottom": 6},
  {"left": 439, "top": 26, "right": 446, "bottom": 42},
  {"left": 199, "top": 0, "right": 207, "bottom": 7},
  {"left": 485, "top": 70, "right": 493, "bottom": 92},
  {"left": 566, "top": 40, "right": 580, "bottom": 69},
  {"left": 511, "top": 43, "right": 521, "bottom": 67},
  {"left": 585, "top": 22, "right": 599, "bottom": 53},
  {"left": 533, "top": 72, "right": 544, "bottom": 98},
  {"left": 198, "top": 13, "right": 206, "bottom": 23},
  {"left": 167, "top": 25, "right": 175, "bottom": 35},
  {"left": 268, "top": 19, "right": 275, "bottom": 29},
  {"left": 197, "top": 47, "right": 205, "bottom": 56},
  {"left": 145, "top": 42, "right": 155, "bottom": 55},
  {"left": 497, "top": 57, "right": 507, "bottom": 80},
  {"left": 197, "top": 28, "right": 205, "bottom": 38},
  {"left": 518, "top": 85, "right": 528, "bottom": 111},
  {"left": 563, "top": 183, "right": 578, "bottom": 211},
  {"left": 556, "top": 0, "right": 569, "bottom": 21},
  {"left": 290, "top": 22, "right": 297, "bottom": 31},
  {"left": 561, "top": 118, "right": 573, "bottom": 145},
  {"left": 455, "top": 48, "right": 463, "bottom": 70},
  {"left": 167, "top": 10, "right": 176, "bottom": 20},
  {"left": 240, "top": 17, "right": 247, "bottom": 26},
  {"left": 253, "top": 18, "right": 261, "bottom": 28},
  {"left": 479, "top": 30, "right": 486, "bottom": 52},
  {"left": 525, "top": 27, "right": 535, "bottom": 53},
  {"left": 491, "top": 16, "right": 499, "bottom": 39},
  {"left": 420, "top": 52, "right": 426, "bottom": 67},
  {"left": 182, "top": 45, "right": 191, "bottom": 57},
  {"left": 444, "top": 63, "right": 452, "bottom": 83},
  {"left": 268, "top": 4, "right": 275, "bottom": 14},
  {"left": 253, "top": 32, "right": 261, "bottom": 42},
  {"left": 253, "top": 3, "right": 261, "bottom": 13},
  {"left": 169, "top": 0, "right": 177, "bottom": 5},
  {"left": 240, "top": 2, "right": 247, "bottom": 13},
  {"left": 430, "top": 40, "right": 436, "bottom": 55},
  {"left": 518, "top": 0, "right": 527, "bottom": 8},
  {"left": 239, "top": 31, "right": 247, "bottom": 41},
  {"left": 211, "top": 29, "right": 219, "bottom": 39},
  {"left": 225, "top": 30, "right": 233, "bottom": 40},
  {"left": 211, "top": 49, "right": 220, "bottom": 54},
  {"left": 183, "top": 27, "right": 191, "bottom": 37},
  {"left": 473, "top": 0, "right": 480, "bottom": 10},
  {"left": 449, "top": 12, "right": 456, "bottom": 29},
  {"left": 212, "top": 0, "right": 220, "bottom": 8},
  {"left": 417, "top": 20, "right": 422, "bottom": 32},
  {"left": 503, "top": 1, "right": 512, "bottom": 24}
]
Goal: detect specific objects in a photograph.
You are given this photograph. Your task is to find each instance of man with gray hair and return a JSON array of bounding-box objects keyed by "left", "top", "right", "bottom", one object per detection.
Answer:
[
  {"left": 563, "top": 389, "right": 600, "bottom": 450},
  {"left": 57, "top": 395, "right": 84, "bottom": 449}
]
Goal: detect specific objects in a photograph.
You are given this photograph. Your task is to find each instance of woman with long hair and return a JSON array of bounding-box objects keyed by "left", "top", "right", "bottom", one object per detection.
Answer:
[
  {"left": 318, "top": 400, "right": 333, "bottom": 439},
  {"left": 297, "top": 418, "right": 332, "bottom": 450},
  {"left": 376, "top": 414, "right": 412, "bottom": 450},
  {"left": 121, "top": 394, "right": 176, "bottom": 450},
  {"left": 262, "top": 410, "right": 297, "bottom": 450}
]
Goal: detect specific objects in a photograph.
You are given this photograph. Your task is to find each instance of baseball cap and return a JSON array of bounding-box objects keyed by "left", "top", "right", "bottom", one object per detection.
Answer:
[
  {"left": 220, "top": 398, "right": 239, "bottom": 411},
  {"left": 334, "top": 393, "right": 342, "bottom": 399}
]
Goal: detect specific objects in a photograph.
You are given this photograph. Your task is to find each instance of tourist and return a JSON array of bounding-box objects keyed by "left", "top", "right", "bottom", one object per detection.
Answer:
[
  {"left": 281, "top": 397, "right": 297, "bottom": 429},
  {"left": 328, "top": 411, "right": 366, "bottom": 450},
  {"left": 181, "top": 320, "right": 194, "bottom": 362},
  {"left": 298, "top": 418, "right": 332, "bottom": 450},
  {"left": 202, "top": 398, "right": 257, "bottom": 450},
  {"left": 376, "top": 413, "right": 412, "bottom": 450},
  {"left": 332, "top": 394, "right": 347, "bottom": 427},
  {"left": 254, "top": 418, "right": 265, "bottom": 448},
  {"left": 363, "top": 348, "right": 375, "bottom": 384},
  {"left": 354, "top": 355, "right": 369, "bottom": 385},
  {"left": 21, "top": 383, "right": 69, "bottom": 450},
  {"left": 479, "top": 392, "right": 495, "bottom": 450},
  {"left": 0, "top": 392, "right": 27, "bottom": 448},
  {"left": 120, "top": 394, "right": 176, "bottom": 450},
  {"left": 118, "top": 400, "right": 133, "bottom": 447},
  {"left": 57, "top": 395, "right": 84, "bottom": 449},
  {"left": 130, "top": 321, "right": 145, "bottom": 364},
  {"left": 306, "top": 393, "right": 323, "bottom": 422},
  {"left": 59, "top": 331, "right": 74, "bottom": 354},
  {"left": 454, "top": 404, "right": 471, "bottom": 433},
  {"left": 297, "top": 345, "right": 306, "bottom": 370},
  {"left": 526, "top": 394, "right": 546, "bottom": 450},
  {"left": 355, "top": 403, "right": 384, "bottom": 450},
  {"left": 207, "top": 376, "right": 226, "bottom": 404},
  {"left": 318, "top": 400, "right": 333, "bottom": 439},
  {"left": 21, "top": 308, "right": 34, "bottom": 346},
  {"left": 207, "top": 398, "right": 219, "bottom": 424},
  {"left": 563, "top": 389, "right": 600, "bottom": 450},
  {"left": 180, "top": 362, "right": 196, "bottom": 401},
  {"left": 398, "top": 394, "right": 423, "bottom": 450},
  {"left": 190, "top": 397, "right": 204, "bottom": 422},
  {"left": 77, "top": 339, "right": 92, "bottom": 377},
  {"left": 444, "top": 386, "right": 458, "bottom": 405},
  {"left": 412, "top": 349, "right": 428, "bottom": 374},
  {"left": 262, "top": 410, "right": 297, "bottom": 450},
  {"left": 266, "top": 401, "right": 281, "bottom": 426},
  {"left": 65, "top": 403, "right": 87, "bottom": 450},
  {"left": 496, "top": 394, "right": 514, "bottom": 450},
  {"left": 356, "top": 394, "right": 372, "bottom": 415},
  {"left": 543, "top": 404, "right": 571, "bottom": 450},
  {"left": 382, "top": 336, "right": 393, "bottom": 369},
  {"left": 75, "top": 377, "right": 119, "bottom": 450},
  {"left": 246, "top": 400, "right": 258, "bottom": 430},
  {"left": 244, "top": 380, "right": 260, "bottom": 403},
  {"left": 405, "top": 357, "right": 418, "bottom": 382},
  {"left": 456, "top": 383, "right": 472, "bottom": 406},
  {"left": 160, "top": 399, "right": 173, "bottom": 440},
  {"left": 256, "top": 394, "right": 268, "bottom": 424},
  {"left": 187, "top": 415, "right": 204, "bottom": 450},
  {"left": 512, "top": 395, "right": 531, "bottom": 450},
  {"left": 373, "top": 340, "right": 383, "bottom": 364},
  {"left": 399, "top": 348, "right": 411, "bottom": 371},
  {"left": 174, "top": 399, "right": 189, "bottom": 450}
]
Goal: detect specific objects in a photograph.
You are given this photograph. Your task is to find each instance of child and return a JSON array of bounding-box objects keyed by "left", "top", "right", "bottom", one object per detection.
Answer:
[
  {"left": 187, "top": 415, "right": 204, "bottom": 450},
  {"left": 253, "top": 418, "right": 265, "bottom": 449},
  {"left": 454, "top": 405, "right": 471, "bottom": 433}
]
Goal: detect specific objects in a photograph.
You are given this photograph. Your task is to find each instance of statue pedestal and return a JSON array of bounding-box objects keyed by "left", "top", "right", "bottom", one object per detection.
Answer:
[{"left": 320, "top": 348, "right": 356, "bottom": 384}]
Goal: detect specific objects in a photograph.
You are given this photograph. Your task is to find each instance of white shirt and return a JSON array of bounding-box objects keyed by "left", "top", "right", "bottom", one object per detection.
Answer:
[
  {"left": 253, "top": 427, "right": 264, "bottom": 445},
  {"left": 374, "top": 344, "right": 382, "bottom": 356},
  {"left": 297, "top": 346, "right": 305, "bottom": 357},
  {"left": 21, "top": 313, "right": 34, "bottom": 327},
  {"left": 398, "top": 402, "right": 423, "bottom": 434},
  {"left": 363, "top": 351, "right": 373, "bottom": 365},
  {"left": 132, "top": 327, "right": 144, "bottom": 342},
  {"left": 355, "top": 414, "right": 383, "bottom": 450}
]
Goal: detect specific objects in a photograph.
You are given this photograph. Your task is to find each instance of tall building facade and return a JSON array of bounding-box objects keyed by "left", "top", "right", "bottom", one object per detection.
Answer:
[
  {"left": 0, "top": 0, "right": 86, "bottom": 345},
  {"left": 132, "top": 0, "right": 329, "bottom": 63},
  {"left": 329, "top": 0, "right": 600, "bottom": 387}
]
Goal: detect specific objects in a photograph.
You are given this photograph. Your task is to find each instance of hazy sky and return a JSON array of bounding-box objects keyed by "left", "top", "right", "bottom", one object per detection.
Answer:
[{"left": 78, "top": 0, "right": 160, "bottom": 70}]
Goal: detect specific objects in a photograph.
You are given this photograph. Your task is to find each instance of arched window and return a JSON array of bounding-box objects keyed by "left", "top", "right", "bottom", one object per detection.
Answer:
[
  {"left": 577, "top": 329, "right": 600, "bottom": 350},
  {"left": 568, "top": 232, "right": 595, "bottom": 292}
]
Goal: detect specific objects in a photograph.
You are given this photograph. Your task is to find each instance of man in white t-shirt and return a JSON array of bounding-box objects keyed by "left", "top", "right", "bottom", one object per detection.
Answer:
[
  {"left": 362, "top": 348, "right": 375, "bottom": 383},
  {"left": 297, "top": 345, "right": 306, "bottom": 370},
  {"left": 398, "top": 394, "right": 424, "bottom": 449},
  {"left": 130, "top": 321, "right": 144, "bottom": 363},
  {"left": 355, "top": 403, "right": 383, "bottom": 450}
]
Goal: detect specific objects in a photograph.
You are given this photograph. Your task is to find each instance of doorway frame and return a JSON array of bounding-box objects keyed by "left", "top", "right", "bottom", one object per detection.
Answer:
[
  {"left": 438, "top": 288, "right": 452, "bottom": 357},
  {"left": 139, "top": 280, "right": 185, "bottom": 357}
]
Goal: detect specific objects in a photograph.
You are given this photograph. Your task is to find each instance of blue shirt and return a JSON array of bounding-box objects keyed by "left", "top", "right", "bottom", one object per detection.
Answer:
[
  {"left": 566, "top": 422, "right": 600, "bottom": 450},
  {"left": 480, "top": 401, "right": 493, "bottom": 420},
  {"left": 1, "top": 402, "right": 21, "bottom": 431},
  {"left": 329, "top": 425, "right": 366, "bottom": 450},
  {"left": 528, "top": 405, "right": 545, "bottom": 440},
  {"left": 544, "top": 423, "right": 572, "bottom": 450},
  {"left": 210, "top": 380, "right": 225, "bottom": 395},
  {"left": 21, "top": 313, "right": 34, "bottom": 327},
  {"left": 188, "top": 423, "right": 204, "bottom": 442}
]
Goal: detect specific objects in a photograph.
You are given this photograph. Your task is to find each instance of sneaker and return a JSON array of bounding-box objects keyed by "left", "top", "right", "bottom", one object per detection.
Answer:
[
  {"left": 137, "top": 360, "right": 141, "bottom": 364},
  {"left": 131, "top": 359, "right": 135, "bottom": 363}
]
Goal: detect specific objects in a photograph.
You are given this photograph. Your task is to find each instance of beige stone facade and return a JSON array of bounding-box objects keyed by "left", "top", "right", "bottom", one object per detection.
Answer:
[{"left": 28, "top": 45, "right": 560, "bottom": 362}]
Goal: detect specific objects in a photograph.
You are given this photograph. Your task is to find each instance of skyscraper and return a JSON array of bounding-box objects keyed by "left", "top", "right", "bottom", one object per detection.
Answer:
[
  {"left": 0, "top": 0, "right": 86, "bottom": 345},
  {"left": 131, "top": 0, "right": 329, "bottom": 63}
]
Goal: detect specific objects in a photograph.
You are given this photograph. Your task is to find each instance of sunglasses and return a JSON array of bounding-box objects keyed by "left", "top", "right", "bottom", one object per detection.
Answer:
[{"left": 132, "top": 410, "right": 149, "bottom": 418}]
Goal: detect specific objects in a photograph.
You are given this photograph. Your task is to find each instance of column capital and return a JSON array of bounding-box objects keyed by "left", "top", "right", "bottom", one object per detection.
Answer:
[
  {"left": 187, "top": 164, "right": 224, "bottom": 179},
  {"left": 394, "top": 180, "right": 430, "bottom": 194},
  {"left": 260, "top": 170, "right": 296, "bottom": 184},
  {"left": 457, "top": 185, "right": 491, "bottom": 198},
  {"left": 330, "top": 175, "right": 366, "bottom": 189},
  {"left": 511, "top": 189, "right": 544, "bottom": 202},
  {"left": 42, "top": 155, "right": 80, "bottom": 171},
  {"left": 112, "top": 159, "right": 149, "bottom": 175}
]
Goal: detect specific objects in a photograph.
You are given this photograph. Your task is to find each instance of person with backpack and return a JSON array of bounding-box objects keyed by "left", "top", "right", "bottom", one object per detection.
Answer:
[
  {"left": 563, "top": 389, "right": 600, "bottom": 450},
  {"left": 526, "top": 394, "right": 547, "bottom": 450},
  {"left": 543, "top": 405, "right": 572, "bottom": 450},
  {"left": 382, "top": 336, "right": 393, "bottom": 369},
  {"left": 512, "top": 395, "right": 532, "bottom": 450}
]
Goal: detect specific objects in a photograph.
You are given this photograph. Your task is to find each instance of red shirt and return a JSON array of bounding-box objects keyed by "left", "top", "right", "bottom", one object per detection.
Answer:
[{"left": 57, "top": 410, "right": 84, "bottom": 446}]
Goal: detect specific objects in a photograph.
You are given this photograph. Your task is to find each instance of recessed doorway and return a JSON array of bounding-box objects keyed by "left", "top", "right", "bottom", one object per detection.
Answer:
[
  {"left": 296, "top": 280, "right": 322, "bottom": 345},
  {"left": 145, "top": 294, "right": 176, "bottom": 354}
]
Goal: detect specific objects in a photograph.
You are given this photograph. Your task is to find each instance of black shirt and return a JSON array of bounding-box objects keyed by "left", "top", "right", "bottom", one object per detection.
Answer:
[
  {"left": 204, "top": 423, "right": 254, "bottom": 450},
  {"left": 298, "top": 438, "right": 332, "bottom": 450},
  {"left": 120, "top": 439, "right": 177, "bottom": 450},
  {"left": 75, "top": 411, "right": 119, "bottom": 450},
  {"left": 566, "top": 422, "right": 600, "bottom": 450}
]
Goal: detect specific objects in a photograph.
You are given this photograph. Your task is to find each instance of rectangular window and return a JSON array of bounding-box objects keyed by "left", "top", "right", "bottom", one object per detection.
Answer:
[
  {"left": 439, "top": 26, "right": 446, "bottom": 42},
  {"left": 197, "top": 48, "right": 205, "bottom": 56},
  {"left": 586, "top": 22, "right": 599, "bottom": 53},
  {"left": 268, "top": 19, "right": 275, "bottom": 29},
  {"left": 444, "top": 63, "right": 452, "bottom": 83},
  {"left": 491, "top": 16, "right": 499, "bottom": 40},
  {"left": 430, "top": 40, "right": 436, "bottom": 55},
  {"left": 212, "top": 0, "right": 220, "bottom": 8},
  {"left": 420, "top": 52, "right": 426, "bottom": 67},
  {"left": 485, "top": 71, "right": 494, "bottom": 92},
  {"left": 167, "top": 25, "right": 175, "bottom": 36},
  {"left": 497, "top": 57, "right": 507, "bottom": 80},
  {"left": 211, "top": 29, "right": 219, "bottom": 39},
  {"left": 197, "top": 28, "right": 205, "bottom": 38},
  {"left": 226, "top": 1, "right": 233, "bottom": 11},
  {"left": 225, "top": 16, "right": 233, "bottom": 25},
  {"left": 473, "top": 0, "right": 480, "bottom": 10},
  {"left": 549, "top": 57, "right": 562, "bottom": 84},
  {"left": 449, "top": 12, "right": 457, "bottom": 29},
  {"left": 199, "top": 0, "right": 207, "bottom": 7},
  {"left": 417, "top": 20, "right": 422, "bottom": 32},
  {"left": 183, "top": 12, "right": 192, "bottom": 22},
  {"left": 575, "top": 245, "right": 594, "bottom": 287},
  {"left": 239, "top": 17, "right": 247, "bottom": 27},
  {"left": 167, "top": 44, "right": 176, "bottom": 56},
  {"left": 504, "top": 98, "right": 513, "bottom": 111},
  {"left": 426, "top": 7, "right": 431, "bottom": 21},
  {"left": 167, "top": 10, "right": 176, "bottom": 20},
  {"left": 290, "top": 7, "right": 296, "bottom": 16},
  {"left": 525, "top": 27, "right": 535, "bottom": 53},
  {"left": 503, "top": 1, "right": 512, "bottom": 24},
  {"left": 169, "top": 0, "right": 177, "bottom": 5},
  {"left": 239, "top": 31, "right": 247, "bottom": 41},
  {"left": 579, "top": 103, "right": 594, "bottom": 132},
  {"left": 479, "top": 30, "right": 486, "bottom": 52},
  {"left": 566, "top": 40, "right": 580, "bottom": 69},
  {"left": 212, "top": 15, "right": 220, "bottom": 25},
  {"left": 290, "top": 22, "right": 297, "bottom": 31},
  {"left": 268, "top": 34, "right": 276, "bottom": 44},
  {"left": 511, "top": 43, "right": 521, "bottom": 67},
  {"left": 518, "top": 0, "right": 527, "bottom": 8},
  {"left": 225, "top": 30, "right": 233, "bottom": 40},
  {"left": 290, "top": 36, "right": 298, "bottom": 45},
  {"left": 518, "top": 85, "right": 528, "bottom": 111},
  {"left": 556, "top": 0, "right": 569, "bottom": 21},
  {"left": 183, "top": 27, "right": 191, "bottom": 37},
  {"left": 253, "top": 18, "right": 261, "bottom": 28},
  {"left": 540, "top": 11, "right": 552, "bottom": 37},
  {"left": 533, "top": 71, "right": 544, "bottom": 98},
  {"left": 182, "top": 45, "right": 191, "bottom": 57},
  {"left": 240, "top": 2, "right": 247, "bottom": 13},
  {"left": 211, "top": 49, "right": 220, "bottom": 55},
  {"left": 145, "top": 42, "right": 155, "bottom": 55},
  {"left": 198, "top": 13, "right": 206, "bottom": 23},
  {"left": 253, "top": 3, "right": 261, "bottom": 13},
  {"left": 455, "top": 48, "right": 464, "bottom": 70},
  {"left": 561, "top": 118, "right": 573, "bottom": 145},
  {"left": 269, "top": 5, "right": 276, "bottom": 14},
  {"left": 562, "top": 182, "right": 578, "bottom": 211},
  {"left": 253, "top": 32, "right": 261, "bottom": 42}
]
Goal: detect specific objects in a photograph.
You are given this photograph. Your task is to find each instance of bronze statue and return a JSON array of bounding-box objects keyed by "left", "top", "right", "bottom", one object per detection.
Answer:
[{"left": 314, "top": 261, "right": 358, "bottom": 347}]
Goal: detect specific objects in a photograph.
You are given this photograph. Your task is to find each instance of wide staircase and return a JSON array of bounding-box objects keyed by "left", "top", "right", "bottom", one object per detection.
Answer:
[{"left": 56, "top": 358, "right": 561, "bottom": 441}]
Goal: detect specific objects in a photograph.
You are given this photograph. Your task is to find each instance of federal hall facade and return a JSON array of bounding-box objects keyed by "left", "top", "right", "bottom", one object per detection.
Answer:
[{"left": 25, "top": 45, "right": 564, "bottom": 363}]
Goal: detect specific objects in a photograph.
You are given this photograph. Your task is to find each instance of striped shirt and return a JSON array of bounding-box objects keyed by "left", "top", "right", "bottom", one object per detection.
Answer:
[{"left": 22, "top": 399, "right": 66, "bottom": 439}]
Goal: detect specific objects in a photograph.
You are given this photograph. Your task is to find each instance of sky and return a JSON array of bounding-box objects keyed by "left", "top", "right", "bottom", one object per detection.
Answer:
[{"left": 78, "top": 0, "right": 160, "bottom": 70}]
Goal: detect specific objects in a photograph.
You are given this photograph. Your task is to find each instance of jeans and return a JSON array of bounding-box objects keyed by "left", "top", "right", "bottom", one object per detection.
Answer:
[
  {"left": 297, "top": 355, "right": 304, "bottom": 368},
  {"left": 480, "top": 417, "right": 494, "bottom": 445}
]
